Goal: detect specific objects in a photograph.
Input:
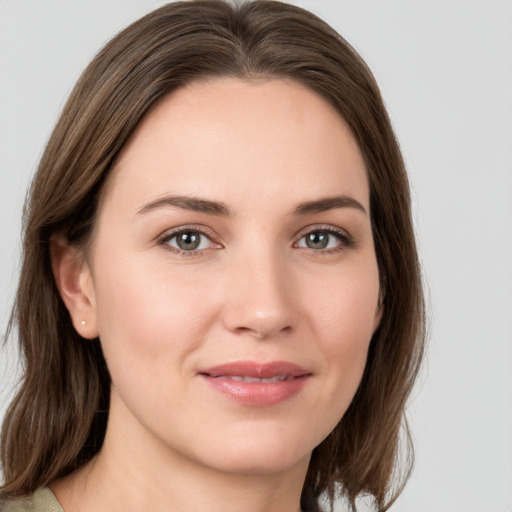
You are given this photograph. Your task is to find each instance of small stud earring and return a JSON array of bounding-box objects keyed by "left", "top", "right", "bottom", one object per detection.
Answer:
[{"left": 80, "top": 320, "right": 86, "bottom": 326}]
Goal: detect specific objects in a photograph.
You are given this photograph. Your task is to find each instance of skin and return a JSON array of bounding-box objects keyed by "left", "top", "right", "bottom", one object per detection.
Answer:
[{"left": 52, "top": 78, "right": 382, "bottom": 512}]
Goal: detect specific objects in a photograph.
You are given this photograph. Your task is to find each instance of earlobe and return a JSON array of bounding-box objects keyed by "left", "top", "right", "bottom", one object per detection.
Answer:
[{"left": 50, "top": 235, "right": 99, "bottom": 339}]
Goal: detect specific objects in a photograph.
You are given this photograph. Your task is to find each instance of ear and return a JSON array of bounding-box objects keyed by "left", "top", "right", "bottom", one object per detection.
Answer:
[
  {"left": 372, "top": 282, "right": 386, "bottom": 333},
  {"left": 50, "top": 235, "right": 99, "bottom": 339},
  {"left": 373, "top": 292, "right": 384, "bottom": 332}
]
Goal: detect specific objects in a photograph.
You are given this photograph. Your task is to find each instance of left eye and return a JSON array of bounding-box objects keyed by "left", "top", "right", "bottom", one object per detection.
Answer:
[
  {"left": 297, "top": 230, "right": 343, "bottom": 250},
  {"left": 165, "top": 230, "right": 212, "bottom": 251}
]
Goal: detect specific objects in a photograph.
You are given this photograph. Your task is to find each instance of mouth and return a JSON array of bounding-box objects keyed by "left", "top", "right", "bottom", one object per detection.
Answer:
[
  {"left": 198, "top": 361, "right": 311, "bottom": 407},
  {"left": 220, "top": 375, "right": 292, "bottom": 383}
]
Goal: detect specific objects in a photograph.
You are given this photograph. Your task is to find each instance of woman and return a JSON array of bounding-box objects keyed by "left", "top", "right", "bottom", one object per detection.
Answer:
[{"left": 0, "top": 1, "right": 425, "bottom": 511}]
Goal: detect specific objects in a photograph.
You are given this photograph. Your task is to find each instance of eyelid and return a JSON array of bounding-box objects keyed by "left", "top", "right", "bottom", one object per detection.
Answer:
[
  {"left": 293, "top": 224, "right": 355, "bottom": 251},
  {"left": 154, "top": 223, "right": 354, "bottom": 257},
  {"left": 156, "top": 224, "right": 223, "bottom": 255}
]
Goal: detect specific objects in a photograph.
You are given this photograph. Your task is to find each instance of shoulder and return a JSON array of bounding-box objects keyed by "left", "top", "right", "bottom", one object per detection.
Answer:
[{"left": 0, "top": 487, "right": 64, "bottom": 512}]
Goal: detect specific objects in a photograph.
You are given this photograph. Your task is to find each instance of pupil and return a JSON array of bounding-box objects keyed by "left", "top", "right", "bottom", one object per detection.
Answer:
[
  {"left": 307, "top": 232, "right": 328, "bottom": 249},
  {"left": 177, "top": 232, "right": 200, "bottom": 250}
]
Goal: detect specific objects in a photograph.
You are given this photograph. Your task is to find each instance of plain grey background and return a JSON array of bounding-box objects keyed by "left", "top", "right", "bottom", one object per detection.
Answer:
[{"left": 1, "top": 1, "right": 511, "bottom": 511}]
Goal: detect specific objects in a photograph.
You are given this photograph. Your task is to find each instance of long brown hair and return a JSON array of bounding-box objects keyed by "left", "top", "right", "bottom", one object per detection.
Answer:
[{"left": 1, "top": 1, "right": 425, "bottom": 510}]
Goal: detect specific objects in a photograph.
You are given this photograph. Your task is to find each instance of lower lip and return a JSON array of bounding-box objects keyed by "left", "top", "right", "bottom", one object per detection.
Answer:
[{"left": 201, "top": 375, "right": 309, "bottom": 407}]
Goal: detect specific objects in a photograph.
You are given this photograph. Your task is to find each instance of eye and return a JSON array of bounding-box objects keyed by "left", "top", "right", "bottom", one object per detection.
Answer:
[
  {"left": 296, "top": 228, "right": 351, "bottom": 251},
  {"left": 163, "top": 230, "right": 213, "bottom": 252}
]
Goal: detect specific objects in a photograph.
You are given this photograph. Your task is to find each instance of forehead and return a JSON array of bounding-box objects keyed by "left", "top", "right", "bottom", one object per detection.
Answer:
[{"left": 104, "top": 77, "right": 369, "bottom": 213}]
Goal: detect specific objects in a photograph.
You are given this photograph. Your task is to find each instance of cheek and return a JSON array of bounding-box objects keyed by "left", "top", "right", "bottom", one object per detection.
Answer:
[
  {"left": 91, "top": 255, "right": 217, "bottom": 376},
  {"left": 309, "top": 258, "right": 380, "bottom": 343},
  {"left": 307, "top": 261, "right": 380, "bottom": 399}
]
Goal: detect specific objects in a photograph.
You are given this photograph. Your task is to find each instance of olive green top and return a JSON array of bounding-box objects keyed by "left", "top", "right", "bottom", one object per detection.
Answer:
[
  {"left": 0, "top": 487, "right": 314, "bottom": 511},
  {"left": 0, "top": 487, "right": 64, "bottom": 512}
]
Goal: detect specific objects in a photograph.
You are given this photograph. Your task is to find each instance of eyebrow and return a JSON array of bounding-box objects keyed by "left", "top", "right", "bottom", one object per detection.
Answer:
[
  {"left": 137, "top": 195, "right": 232, "bottom": 216},
  {"left": 137, "top": 194, "right": 366, "bottom": 217},
  {"left": 293, "top": 195, "right": 367, "bottom": 216}
]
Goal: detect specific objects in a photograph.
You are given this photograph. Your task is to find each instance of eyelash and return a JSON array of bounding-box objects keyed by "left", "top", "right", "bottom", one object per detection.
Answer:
[
  {"left": 293, "top": 225, "right": 354, "bottom": 254},
  {"left": 157, "top": 225, "right": 220, "bottom": 258},
  {"left": 157, "top": 225, "right": 354, "bottom": 257}
]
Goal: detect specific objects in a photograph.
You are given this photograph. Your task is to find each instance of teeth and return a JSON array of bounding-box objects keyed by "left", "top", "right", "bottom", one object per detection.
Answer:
[{"left": 222, "top": 375, "right": 289, "bottom": 383}]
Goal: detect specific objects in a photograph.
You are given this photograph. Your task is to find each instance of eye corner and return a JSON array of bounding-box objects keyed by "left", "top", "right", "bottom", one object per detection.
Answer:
[
  {"left": 294, "top": 225, "right": 355, "bottom": 253},
  {"left": 157, "top": 225, "right": 223, "bottom": 257}
]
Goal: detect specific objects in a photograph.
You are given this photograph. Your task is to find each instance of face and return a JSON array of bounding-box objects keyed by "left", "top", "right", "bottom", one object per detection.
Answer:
[{"left": 78, "top": 78, "right": 381, "bottom": 477}]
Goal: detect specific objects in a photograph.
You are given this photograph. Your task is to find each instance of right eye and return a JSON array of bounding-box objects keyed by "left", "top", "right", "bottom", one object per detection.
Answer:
[{"left": 161, "top": 229, "right": 214, "bottom": 253}]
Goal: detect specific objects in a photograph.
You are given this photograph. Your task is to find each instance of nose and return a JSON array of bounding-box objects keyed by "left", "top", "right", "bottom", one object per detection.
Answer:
[{"left": 221, "top": 248, "right": 297, "bottom": 340}]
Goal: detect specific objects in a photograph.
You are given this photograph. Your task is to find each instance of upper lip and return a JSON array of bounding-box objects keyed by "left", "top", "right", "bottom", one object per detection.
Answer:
[{"left": 199, "top": 361, "right": 310, "bottom": 379}]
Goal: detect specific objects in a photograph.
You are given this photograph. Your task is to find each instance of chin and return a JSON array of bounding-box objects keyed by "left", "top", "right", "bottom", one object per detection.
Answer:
[{"left": 189, "top": 432, "right": 314, "bottom": 476}]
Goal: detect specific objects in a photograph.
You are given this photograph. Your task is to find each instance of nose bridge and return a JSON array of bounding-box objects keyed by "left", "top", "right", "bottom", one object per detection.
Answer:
[{"left": 222, "top": 241, "right": 296, "bottom": 338}]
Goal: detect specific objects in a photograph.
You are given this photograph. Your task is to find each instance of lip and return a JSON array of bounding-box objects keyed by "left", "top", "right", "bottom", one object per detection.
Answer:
[{"left": 198, "top": 361, "right": 311, "bottom": 407}]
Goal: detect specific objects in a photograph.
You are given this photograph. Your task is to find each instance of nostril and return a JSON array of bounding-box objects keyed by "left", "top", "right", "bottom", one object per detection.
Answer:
[{"left": 232, "top": 323, "right": 293, "bottom": 340}]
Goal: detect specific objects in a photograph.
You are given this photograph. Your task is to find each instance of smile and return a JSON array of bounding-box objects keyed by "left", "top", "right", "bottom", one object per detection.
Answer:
[
  {"left": 221, "top": 375, "right": 291, "bottom": 383},
  {"left": 199, "top": 361, "right": 311, "bottom": 407}
]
